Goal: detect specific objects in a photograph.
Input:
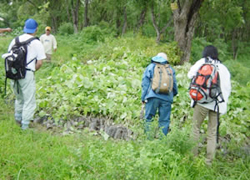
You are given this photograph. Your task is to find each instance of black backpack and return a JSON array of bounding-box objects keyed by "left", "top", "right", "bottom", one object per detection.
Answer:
[{"left": 3, "top": 36, "right": 38, "bottom": 93}]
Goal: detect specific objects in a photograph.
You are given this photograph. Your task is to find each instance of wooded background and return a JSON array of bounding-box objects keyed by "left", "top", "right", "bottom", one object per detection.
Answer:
[{"left": 1, "top": 0, "right": 249, "bottom": 64}]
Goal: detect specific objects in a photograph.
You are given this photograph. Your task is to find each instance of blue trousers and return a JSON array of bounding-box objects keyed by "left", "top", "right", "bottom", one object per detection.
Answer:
[{"left": 144, "top": 98, "right": 172, "bottom": 139}]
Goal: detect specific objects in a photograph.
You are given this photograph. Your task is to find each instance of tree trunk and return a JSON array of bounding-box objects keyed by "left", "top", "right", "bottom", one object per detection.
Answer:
[
  {"left": 172, "top": 0, "right": 204, "bottom": 64},
  {"left": 136, "top": 7, "right": 147, "bottom": 31},
  {"left": 84, "top": 0, "right": 89, "bottom": 27},
  {"left": 65, "top": 0, "right": 71, "bottom": 22},
  {"left": 151, "top": 5, "right": 173, "bottom": 44},
  {"left": 71, "top": 0, "right": 80, "bottom": 33},
  {"left": 122, "top": 6, "right": 127, "bottom": 35},
  {"left": 52, "top": 16, "right": 57, "bottom": 33},
  {"left": 232, "top": 29, "right": 239, "bottom": 60},
  {"left": 151, "top": 6, "right": 160, "bottom": 43}
]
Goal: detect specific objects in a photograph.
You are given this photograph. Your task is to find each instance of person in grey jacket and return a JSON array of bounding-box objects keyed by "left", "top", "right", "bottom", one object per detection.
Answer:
[
  {"left": 141, "top": 52, "right": 178, "bottom": 139},
  {"left": 188, "top": 45, "right": 231, "bottom": 165}
]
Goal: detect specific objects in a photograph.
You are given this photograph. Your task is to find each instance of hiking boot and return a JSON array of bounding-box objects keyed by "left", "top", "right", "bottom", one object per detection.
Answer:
[
  {"left": 15, "top": 120, "right": 21, "bottom": 127},
  {"left": 205, "top": 159, "right": 212, "bottom": 166}
]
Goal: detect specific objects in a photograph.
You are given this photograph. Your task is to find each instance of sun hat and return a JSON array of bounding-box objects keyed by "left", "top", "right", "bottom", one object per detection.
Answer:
[
  {"left": 45, "top": 26, "right": 51, "bottom": 31},
  {"left": 23, "top": 18, "right": 38, "bottom": 33},
  {"left": 151, "top": 52, "right": 168, "bottom": 63},
  {"left": 156, "top": 52, "right": 168, "bottom": 61}
]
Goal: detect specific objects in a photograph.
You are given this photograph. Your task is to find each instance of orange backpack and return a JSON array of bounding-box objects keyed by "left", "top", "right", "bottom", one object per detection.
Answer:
[{"left": 189, "top": 59, "right": 224, "bottom": 105}]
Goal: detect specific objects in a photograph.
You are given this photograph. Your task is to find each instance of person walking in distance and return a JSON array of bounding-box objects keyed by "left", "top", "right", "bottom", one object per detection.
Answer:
[
  {"left": 141, "top": 52, "right": 178, "bottom": 139},
  {"left": 40, "top": 26, "right": 57, "bottom": 62},
  {"left": 6, "top": 18, "right": 46, "bottom": 130},
  {"left": 188, "top": 45, "right": 231, "bottom": 165}
]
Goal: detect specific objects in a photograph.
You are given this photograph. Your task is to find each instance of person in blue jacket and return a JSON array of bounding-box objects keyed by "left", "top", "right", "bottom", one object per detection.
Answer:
[{"left": 141, "top": 52, "right": 178, "bottom": 139}]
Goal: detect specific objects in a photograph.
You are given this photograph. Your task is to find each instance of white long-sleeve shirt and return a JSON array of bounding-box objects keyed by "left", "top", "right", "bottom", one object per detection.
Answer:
[
  {"left": 40, "top": 34, "right": 57, "bottom": 54},
  {"left": 188, "top": 57, "right": 231, "bottom": 114}
]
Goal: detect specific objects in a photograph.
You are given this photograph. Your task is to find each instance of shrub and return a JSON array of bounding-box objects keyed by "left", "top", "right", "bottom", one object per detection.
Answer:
[
  {"left": 224, "top": 60, "right": 250, "bottom": 85},
  {"left": 191, "top": 37, "right": 230, "bottom": 64},
  {"left": 81, "top": 26, "right": 104, "bottom": 43},
  {"left": 58, "top": 22, "right": 74, "bottom": 35},
  {"left": 79, "top": 25, "right": 115, "bottom": 44}
]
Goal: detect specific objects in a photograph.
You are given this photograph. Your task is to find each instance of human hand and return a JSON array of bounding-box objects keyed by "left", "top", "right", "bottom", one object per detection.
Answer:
[
  {"left": 0, "top": 28, "right": 12, "bottom": 33},
  {"left": 6, "top": 28, "right": 12, "bottom": 32}
]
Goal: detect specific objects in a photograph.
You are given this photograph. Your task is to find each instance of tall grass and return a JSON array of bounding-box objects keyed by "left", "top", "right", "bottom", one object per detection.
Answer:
[
  {"left": 0, "top": 102, "right": 74, "bottom": 179},
  {"left": 1, "top": 110, "right": 249, "bottom": 179}
]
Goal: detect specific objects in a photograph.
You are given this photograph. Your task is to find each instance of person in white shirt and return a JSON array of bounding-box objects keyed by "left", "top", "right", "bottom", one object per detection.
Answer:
[
  {"left": 7, "top": 18, "right": 46, "bottom": 130},
  {"left": 187, "top": 45, "right": 231, "bottom": 165},
  {"left": 40, "top": 26, "right": 57, "bottom": 62}
]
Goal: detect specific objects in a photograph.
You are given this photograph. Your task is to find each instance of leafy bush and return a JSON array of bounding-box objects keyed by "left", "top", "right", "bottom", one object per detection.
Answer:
[
  {"left": 191, "top": 37, "right": 230, "bottom": 64},
  {"left": 224, "top": 60, "right": 250, "bottom": 85},
  {"left": 142, "top": 24, "right": 156, "bottom": 37},
  {"left": 58, "top": 22, "right": 74, "bottom": 35},
  {"left": 34, "top": 36, "right": 181, "bottom": 123},
  {"left": 79, "top": 25, "right": 115, "bottom": 44},
  {"left": 8, "top": 27, "right": 23, "bottom": 37},
  {"left": 80, "top": 26, "right": 104, "bottom": 43}
]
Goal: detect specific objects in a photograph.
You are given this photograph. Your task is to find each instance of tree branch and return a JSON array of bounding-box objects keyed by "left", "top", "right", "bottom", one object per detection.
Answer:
[
  {"left": 160, "top": 16, "right": 173, "bottom": 34},
  {"left": 27, "top": 0, "right": 39, "bottom": 10}
]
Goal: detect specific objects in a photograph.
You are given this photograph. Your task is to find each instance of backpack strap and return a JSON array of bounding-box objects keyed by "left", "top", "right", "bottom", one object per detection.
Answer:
[
  {"left": 155, "top": 63, "right": 162, "bottom": 94},
  {"left": 17, "top": 36, "right": 39, "bottom": 67},
  {"left": 26, "top": 58, "right": 37, "bottom": 67},
  {"left": 25, "top": 37, "right": 39, "bottom": 44},
  {"left": 216, "top": 101, "right": 220, "bottom": 143},
  {"left": 15, "top": 36, "right": 21, "bottom": 46},
  {"left": 205, "top": 57, "right": 209, "bottom": 63},
  {"left": 20, "top": 36, "right": 39, "bottom": 45},
  {"left": 14, "top": 36, "right": 39, "bottom": 46},
  {"left": 4, "top": 77, "right": 7, "bottom": 95}
]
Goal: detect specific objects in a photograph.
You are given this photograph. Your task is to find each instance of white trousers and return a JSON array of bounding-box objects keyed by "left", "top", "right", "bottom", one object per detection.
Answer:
[{"left": 11, "top": 71, "right": 36, "bottom": 126}]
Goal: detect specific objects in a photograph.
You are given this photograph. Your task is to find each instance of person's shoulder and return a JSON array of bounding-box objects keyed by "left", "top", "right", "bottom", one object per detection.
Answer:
[
  {"left": 191, "top": 58, "right": 205, "bottom": 67},
  {"left": 169, "top": 65, "right": 176, "bottom": 72},
  {"left": 31, "top": 37, "right": 43, "bottom": 46},
  {"left": 17, "top": 34, "right": 35, "bottom": 42},
  {"left": 218, "top": 63, "right": 229, "bottom": 71},
  {"left": 200, "top": 58, "right": 207, "bottom": 63},
  {"left": 149, "top": 62, "right": 156, "bottom": 68},
  {"left": 144, "top": 63, "right": 154, "bottom": 70},
  {"left": 40, "top": 34, "right": 46, "bottom": 38}
]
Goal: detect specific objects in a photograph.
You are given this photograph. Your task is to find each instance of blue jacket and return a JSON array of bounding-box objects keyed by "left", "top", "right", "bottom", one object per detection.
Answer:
[{"left": 141, "top": 57, "right": 178, "bottom": 103}]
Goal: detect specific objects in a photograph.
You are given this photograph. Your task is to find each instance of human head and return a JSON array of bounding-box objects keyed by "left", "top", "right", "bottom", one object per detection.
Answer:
[
  {"left": 45, "top": 26, "right": 51, "bottom": 35},
  {"left": 151, "top": 52, "right": 168, "bottom": 63},
  {"left": 23, "top": 18, "right": 38, "bottom": 34},
  {"left": 202, "top": 45, "right": 219, "bottom": 60}
]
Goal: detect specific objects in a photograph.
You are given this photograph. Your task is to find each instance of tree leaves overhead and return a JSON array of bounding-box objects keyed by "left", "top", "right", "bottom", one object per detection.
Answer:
[{"left": 1, "top": 0, "right": 249, "bottom": 61}]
